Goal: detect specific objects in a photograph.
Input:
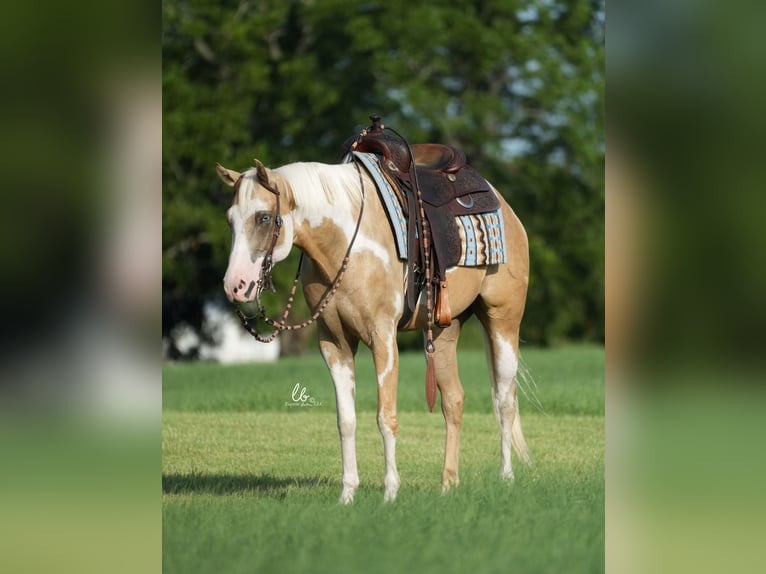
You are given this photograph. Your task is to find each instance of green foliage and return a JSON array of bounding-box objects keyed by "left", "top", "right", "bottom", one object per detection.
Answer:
[{"left": 163, "top": 0, "right": 605, "bottom": 352}]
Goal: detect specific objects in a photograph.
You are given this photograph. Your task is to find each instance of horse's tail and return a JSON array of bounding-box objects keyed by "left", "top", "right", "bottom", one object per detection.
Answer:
[{"left": 512, "top": 396, "right": 532, "bottom": 466}]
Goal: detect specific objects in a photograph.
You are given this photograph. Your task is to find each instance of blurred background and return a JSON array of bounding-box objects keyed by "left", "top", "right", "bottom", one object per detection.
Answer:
[
  {"left": 162, "top": 0, "right": 605, "bottom": 359},
  {"left": 0, "top": 1, "right": 158, "bottom": 573},
  {"left": 608, "top": 1, "right": 766, "bottom": 573}
]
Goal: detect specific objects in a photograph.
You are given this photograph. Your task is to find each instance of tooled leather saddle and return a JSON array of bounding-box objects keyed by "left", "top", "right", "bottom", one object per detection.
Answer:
[{"left": 342, "top": 115, "right": 500, "bottom": 329}]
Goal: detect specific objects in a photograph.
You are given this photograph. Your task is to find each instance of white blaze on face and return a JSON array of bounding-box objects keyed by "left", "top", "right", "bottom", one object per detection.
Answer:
[
  {"left": 222, "top": 172, "right": 293, "bottom": 303},
  {"left": 223, "top": 201, "right": 262, "bottom": 302}
]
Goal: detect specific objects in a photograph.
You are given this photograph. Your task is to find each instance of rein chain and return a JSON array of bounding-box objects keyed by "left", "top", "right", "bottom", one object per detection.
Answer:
[
  {"left": 348, "top": 124, "right": 437, "bottom": 357},
  {"left": 347, "top": 121, "right": 438, "bottom": 411},
  {"left": 234, "top": 162, "right": 367, "bottom": 343},
  {"left": 378, "top": 125, "right": 436, "bottom": 357}
]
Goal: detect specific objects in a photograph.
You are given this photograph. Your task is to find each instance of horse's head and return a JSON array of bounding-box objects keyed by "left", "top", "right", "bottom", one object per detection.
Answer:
[{"left": 217, "top": 159, "right": 295, "bottom": 303}]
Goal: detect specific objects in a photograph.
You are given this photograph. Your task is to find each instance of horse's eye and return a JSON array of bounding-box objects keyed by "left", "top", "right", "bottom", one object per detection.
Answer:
[{"left": 259, "top": 214, "right": 272, "bottom": 224}]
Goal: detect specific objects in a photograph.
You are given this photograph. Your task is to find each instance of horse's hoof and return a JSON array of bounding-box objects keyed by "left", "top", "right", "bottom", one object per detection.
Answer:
[
  {"left": 500, "top": 469, "right": 515, "bottom": 482},
  {"left": 383, "top": 488, "right": 398, "bottom": 503},
  {"left": 339, "top": 487, "right": 356, "bottom": 505},
  {"left": 441, "top": 472, "right": 460, "bottom": 493}
]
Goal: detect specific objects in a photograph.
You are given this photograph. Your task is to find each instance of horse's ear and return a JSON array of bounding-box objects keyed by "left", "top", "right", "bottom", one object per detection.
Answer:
[
  {"left": 254, "top": 159, "right": 271, "bottom": 185},
  {"left": 216, "top": 163, "right": 241, "bottom": 188}
]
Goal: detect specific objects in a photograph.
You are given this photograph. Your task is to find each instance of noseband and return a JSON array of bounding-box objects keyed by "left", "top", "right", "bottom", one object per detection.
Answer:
[{"left": 233, "top": 164, "right": 366, "bottom": 343}]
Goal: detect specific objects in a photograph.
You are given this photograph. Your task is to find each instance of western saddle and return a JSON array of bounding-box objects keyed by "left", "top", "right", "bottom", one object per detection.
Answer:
[{"left": 342, "top": 115, "right": 499, "bottom": 329}]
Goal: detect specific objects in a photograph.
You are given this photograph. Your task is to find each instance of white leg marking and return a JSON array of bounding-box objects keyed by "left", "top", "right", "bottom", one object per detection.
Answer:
[
  {"left": 377, "top": 336, "right": 396, "bottom": 385},
  {"left": 378, "top": 409, "right": 400, "bottom": 503},
  {"left": 376, "top": 298, "right": 401, "bottom": 385},
  {"left": 376, "top": 328, "right": 401, "bottom": 502},
  {"left": 323, "top": 350, "right": 359, "bottom": 504},
  {"left": 493, "top": 333, "right": 519, "bottom": 480}
]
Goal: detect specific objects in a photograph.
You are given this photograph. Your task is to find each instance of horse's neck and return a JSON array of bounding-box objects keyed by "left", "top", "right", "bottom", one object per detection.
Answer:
[{"left": 282, "top": 162, "right": 366, "bottom": 279}]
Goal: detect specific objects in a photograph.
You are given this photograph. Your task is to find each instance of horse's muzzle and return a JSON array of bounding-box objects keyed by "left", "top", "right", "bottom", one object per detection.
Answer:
[{"left": 224, "top": 277, "right": 258, "bottom": 303}]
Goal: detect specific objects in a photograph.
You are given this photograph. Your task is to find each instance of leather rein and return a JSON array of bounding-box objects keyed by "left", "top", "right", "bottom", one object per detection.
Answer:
[{"left": 234, "top": 163, "right": 366, "bottom": 343}]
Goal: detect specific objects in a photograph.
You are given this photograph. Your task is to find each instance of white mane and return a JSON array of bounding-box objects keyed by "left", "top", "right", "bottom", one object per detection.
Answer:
[{"left": 273, "top": 162, "right": 363, "bottom": 225}]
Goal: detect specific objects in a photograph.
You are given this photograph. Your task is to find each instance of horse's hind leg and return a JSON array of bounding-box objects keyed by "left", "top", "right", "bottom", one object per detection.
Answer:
[
  {"left": 475, "top": 299, "right": 531, "bottom": 480},
  {"left": 432, "top": 313, "right": 469, "bottom": 492}
]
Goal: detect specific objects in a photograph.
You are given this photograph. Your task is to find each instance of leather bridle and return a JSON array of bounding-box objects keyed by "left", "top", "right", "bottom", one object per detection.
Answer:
[
  {"left": 252, "top": 176, "right": 283, "bottom": 296},
  {"left": 233, "top": 164, "right": 366, "bottom": 343}
]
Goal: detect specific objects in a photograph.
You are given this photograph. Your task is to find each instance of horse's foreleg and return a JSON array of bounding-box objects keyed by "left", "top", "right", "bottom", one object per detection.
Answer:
[
  {"left": 319, "top": 328, "right": 359, "bottom": 504},
  {"left": 371, "top": 329, "right": 400, "bottom": 502}
]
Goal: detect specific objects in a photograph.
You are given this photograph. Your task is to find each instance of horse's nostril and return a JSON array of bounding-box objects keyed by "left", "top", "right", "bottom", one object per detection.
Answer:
[{"left": 233, "top": 287, "right": 238, "bottom": 293}]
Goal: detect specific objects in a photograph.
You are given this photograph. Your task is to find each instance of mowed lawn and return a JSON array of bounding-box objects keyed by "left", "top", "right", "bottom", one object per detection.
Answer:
[{"left": 163, "top": 345, "right": 604, "bottom": 574}]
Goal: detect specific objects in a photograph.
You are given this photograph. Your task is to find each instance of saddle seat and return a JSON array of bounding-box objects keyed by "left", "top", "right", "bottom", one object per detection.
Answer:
[
  {"left": 411, "top": 143, "right": 466, "bottom": 173},
  {"left": 344, "top": 120, "right": 464, "bottom": 175}
]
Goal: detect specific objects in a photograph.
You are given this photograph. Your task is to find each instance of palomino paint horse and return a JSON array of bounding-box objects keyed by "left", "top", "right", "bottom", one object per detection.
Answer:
[{"left": 217, "top": 157, "right": 530, "bottom": 504}]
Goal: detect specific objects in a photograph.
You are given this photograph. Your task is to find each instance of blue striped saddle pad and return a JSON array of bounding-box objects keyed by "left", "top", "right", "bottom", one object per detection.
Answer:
[{"left": 353, "top": 152, "right": 507, "bottom": 267}]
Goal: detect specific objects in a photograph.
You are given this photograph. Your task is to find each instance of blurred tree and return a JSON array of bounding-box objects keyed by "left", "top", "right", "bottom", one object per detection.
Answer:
[{"left": 163, "top": 0, "right": 604, "bottom": 355}]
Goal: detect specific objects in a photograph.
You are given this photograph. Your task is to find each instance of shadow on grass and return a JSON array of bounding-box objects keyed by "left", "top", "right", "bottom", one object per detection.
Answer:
[{"left": 163, "top": 472, "right": 334, "bottom": 498}]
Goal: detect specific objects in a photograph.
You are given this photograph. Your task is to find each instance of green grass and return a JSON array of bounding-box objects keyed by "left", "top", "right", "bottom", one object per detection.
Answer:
[
  {"left": 163, "top": 345, "right": 604, "bottom": 574},
  {"left": 162, "top": 345, "right": 604, "bottom": 416}
]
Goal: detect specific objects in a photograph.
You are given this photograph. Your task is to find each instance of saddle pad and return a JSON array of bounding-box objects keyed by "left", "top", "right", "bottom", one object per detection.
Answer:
[
  {"left": 353, "top": 151, "right": 408, "bottom": 259},
  {"left": 455, "top": 211, "right": 507, "bottom": 266},
  {"left": 353, "top": 152, "right": 507, "bottom": 267}
]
